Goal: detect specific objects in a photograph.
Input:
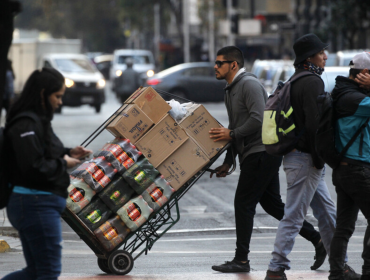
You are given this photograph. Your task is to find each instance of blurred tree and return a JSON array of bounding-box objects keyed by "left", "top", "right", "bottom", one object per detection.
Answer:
[
  {"left": 328, "top": 0, "right": 370, "bottom": 50},
  {"left": 14, "top": 0, "right": 125, "bottom": 52},
  {"left": 120, "top": 0, "right": 183, "bottom": 46}
]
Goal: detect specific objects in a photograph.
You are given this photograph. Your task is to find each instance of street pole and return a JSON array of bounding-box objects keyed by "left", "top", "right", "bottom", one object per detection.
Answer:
[
  {"left": 154, "top": 3, "right": 160, "bottom": 68},
  {"left": 183, "top": 0, "right": 190, "bottom": 63},
  {"left": 208, "top": 0, "right": 215, "bottom": 61},
  {"left": 226, "top": 0, "right": 234, "bottom": 46}
]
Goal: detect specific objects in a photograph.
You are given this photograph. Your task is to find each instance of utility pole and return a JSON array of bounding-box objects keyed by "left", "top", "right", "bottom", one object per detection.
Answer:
[
  {"left": 183, "top": 0, "right": 190, "bottom": 63},
  {"left": 208, "top": 0, "right": 215, "bottom": 61},
  {"left": 154, "top": 3, "right": 160, "bottom": 67},
  {"left": 226, "top": 0, "right": 234, "bottom": 46}
]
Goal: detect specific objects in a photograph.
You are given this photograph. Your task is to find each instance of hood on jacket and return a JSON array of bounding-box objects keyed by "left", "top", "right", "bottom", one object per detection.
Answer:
[
  {"left": 332, "top": 75, "right": 367, "bottom": 103},
  {"left": 224, "top": 72, "right": 257, "bottom": 91}
]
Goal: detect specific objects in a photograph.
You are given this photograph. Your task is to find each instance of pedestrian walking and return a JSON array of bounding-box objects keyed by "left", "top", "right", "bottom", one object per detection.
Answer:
[
  {"left": 116, "top": 57, "right": 141, "bottom": 103},
  {"left": 328, "top": 52, "right": 370, "bottom": 280},
  {"left": 209, "top": 46, "right": 325, "bottom": 273},
  {"left": 264, "top": 33, "right": 359, "bottom": 280},
  {"left": 2, "top": 67, "right": 92, "bottom": 280}
]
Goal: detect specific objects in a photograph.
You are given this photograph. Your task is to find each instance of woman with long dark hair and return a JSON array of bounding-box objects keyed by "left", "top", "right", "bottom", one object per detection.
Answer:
[{"left": 2, "top": 67, "right": 92, "bottom": 280}]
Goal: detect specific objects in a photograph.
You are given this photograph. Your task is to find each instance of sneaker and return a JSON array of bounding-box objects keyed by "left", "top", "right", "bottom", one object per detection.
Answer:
[
  {"left": 344, "top": 264, "right": 361, "bottom": 280},
  {"left": 211, "top": 259, "right": 250, "bottom": 273},
  {"left": 311, "top": 240, "right": 327, "bottom": 270},
  {"left": 265, "top": 268, "right": 287, "bottom": 280}
]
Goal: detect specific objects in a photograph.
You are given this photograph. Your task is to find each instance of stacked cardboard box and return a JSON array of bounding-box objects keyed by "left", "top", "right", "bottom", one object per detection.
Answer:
[{"left": 65, "top": 87, "right": 228, "bottom": 251}]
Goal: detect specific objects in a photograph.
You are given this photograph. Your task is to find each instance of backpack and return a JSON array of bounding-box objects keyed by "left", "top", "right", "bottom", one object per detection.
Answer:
[
  {"left": 0, "top": 112, "right": 41, "bottom": 209},
  {"left": 262, "top": 71, "right": 313, "bottom": 156},
  {"left": 316, "top": 91, "right": 370, "bottom": 169}
]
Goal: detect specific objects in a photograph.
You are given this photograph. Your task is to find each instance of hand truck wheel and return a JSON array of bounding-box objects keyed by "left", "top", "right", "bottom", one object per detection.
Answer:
[
  {"left": 108, "top": 250, "right": 134, "bottom": 275},
  {"left": 97, "top": 258, "right": 111, "bottom": 274}
]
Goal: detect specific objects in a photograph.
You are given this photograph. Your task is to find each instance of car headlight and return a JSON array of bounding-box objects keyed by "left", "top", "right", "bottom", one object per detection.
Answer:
[
  {"left": 116, "top": 70, "right": 122, "bottom": 77},
  {"left": 97, "top": 79, "right": 106, "bottom": 89},
  {"left": 65, "top": 78, "right": 75, "bottom": 88},
  {"left": 147, "top": 70, "right": 155, "bottom": 77}
]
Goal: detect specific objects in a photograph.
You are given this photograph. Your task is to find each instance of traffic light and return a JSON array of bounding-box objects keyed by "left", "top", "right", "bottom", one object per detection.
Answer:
[{"left": 231, "top": 14, "right": 239, "bottom": 34}]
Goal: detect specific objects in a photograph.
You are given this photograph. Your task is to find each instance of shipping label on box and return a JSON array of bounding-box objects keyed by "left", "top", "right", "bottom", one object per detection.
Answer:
[
  {"left": 157, "top": 138, "right": 209, "bottom": 191},
  {"left": 125, "top": 87, "right": 171, "bottom": 124},
  {"left": 179, "top": 105, "right": 228, "bottom": 158},
  {"left": 106, "top": 104, "right": 154, "bottom": 143},
  {"left": 135, "top": 114, "right": 188, "bottom": 168}
]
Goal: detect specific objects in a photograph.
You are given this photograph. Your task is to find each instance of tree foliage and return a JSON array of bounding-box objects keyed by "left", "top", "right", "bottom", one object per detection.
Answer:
[
  {"left": 14, "top": 0, "right": 125, "bottom": 52},
  {"left": 329, "top": 0, "right": 370, "bottom": 50}
]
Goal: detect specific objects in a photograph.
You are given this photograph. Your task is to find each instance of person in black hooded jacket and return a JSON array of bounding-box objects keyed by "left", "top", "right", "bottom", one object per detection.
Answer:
[
  {"left": 2, "top": 67, "right": 92, "bottom": 280},
  {"left": 329, "top": 52, "right": 370, "bottom": 280}
]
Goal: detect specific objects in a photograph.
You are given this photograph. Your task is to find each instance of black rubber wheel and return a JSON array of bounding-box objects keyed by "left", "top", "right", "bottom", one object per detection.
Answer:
[
  {"left": 97, "top": 258, "right": 111, "bottom": 274},
  {"left": 95, "top": 104, "right": 101, "bottom": 113},
  {"left": 108, "top": 250, "right": 134, "bottom": 275}
]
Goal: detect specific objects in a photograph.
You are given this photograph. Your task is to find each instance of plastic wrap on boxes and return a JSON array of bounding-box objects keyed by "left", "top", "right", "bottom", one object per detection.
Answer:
[
  {"left": 93, "top": 138, "right": 142, "bottom": 174},
  {"left": 66, "top": 177, "right": 96, "bottom": 214},
  {"left": 122, "top": 158, "right": 160, "bottom": 194},
  {"left": 98, "top": 176, "right": 135, "bottom": 212},
  {"left": 116, "top": 196, "right": 153, "bottom": 232},
  {"left": 141, "top": 175, "right": 175, "bottom": 212},
  {"left": 71, "top": 157, "right": 118, "bottom": 192},
  {"left": 94, "top": 215, "right": 130, "bottom": 251},
  {"left": 77, "top": 197, "right": 113, "bottom": 231}
]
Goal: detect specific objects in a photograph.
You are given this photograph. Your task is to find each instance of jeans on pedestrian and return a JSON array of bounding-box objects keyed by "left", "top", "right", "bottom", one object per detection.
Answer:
[
  {"left": 234, "top": 151, "right": 321, "bottom": 261},
  {"left": 329, "top": 164, "right": 370, "bottom": 278},
  {"left": 268, "top": 150, "right": 337, "bottom": 271},
  {"left": 2, "top": 192, "right": 66, "bottom": 280}
]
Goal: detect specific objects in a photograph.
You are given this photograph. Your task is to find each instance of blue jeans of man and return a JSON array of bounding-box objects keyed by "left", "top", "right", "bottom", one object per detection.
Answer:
[
  {"left": 234, "top": 151, "right": 321, "bottom": 261},
  {"left": 329, "top": 164, "right": 370, "bottom": 278},
  {"left": 268, "top": 150, "right": 338, "bottom": 271},
  {"left": 3, "top": 192, "right": 66, "bottom": 280}
]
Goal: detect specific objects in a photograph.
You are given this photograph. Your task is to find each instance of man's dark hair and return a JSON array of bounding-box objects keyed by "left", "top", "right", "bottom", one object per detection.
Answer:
[
  {"left": 216, "top": 46, "right": 244, "bottom": 68},
  {"left": 349, "top": 61, "right": 363, "bottom": 78}
]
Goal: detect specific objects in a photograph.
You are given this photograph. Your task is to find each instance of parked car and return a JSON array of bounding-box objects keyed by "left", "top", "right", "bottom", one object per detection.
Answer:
[
  {"left": 145, "top": 62, "right": 225, "bottom": 102},
  {"left": 110, "top": 49, "right": 155, "bottom": 93},
  {"left": 321, "top": 66, "right": 350, "bottom": 93},
  {"left": 40, "top": 53, "right": 106, "bottom": 113},
  {"left": 336, "top": 50, "right": 370, "bottom": 67}
]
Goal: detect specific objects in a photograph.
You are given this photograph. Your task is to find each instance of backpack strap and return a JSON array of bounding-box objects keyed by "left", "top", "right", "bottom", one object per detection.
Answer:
[
  {"left": 288, "top": 71, "right": 315, "bottom": 83},
  {"left": 339, "top": 117, "right": 370, "bottom": 158}
]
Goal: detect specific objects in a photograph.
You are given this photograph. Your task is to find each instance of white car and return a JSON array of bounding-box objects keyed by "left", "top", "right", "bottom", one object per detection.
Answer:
[
  {"left": 40, "top": 53, "right": 106, "bottom": 113},
  {"left": 110, "top": 49, "right": 155, "bottom": 93}
]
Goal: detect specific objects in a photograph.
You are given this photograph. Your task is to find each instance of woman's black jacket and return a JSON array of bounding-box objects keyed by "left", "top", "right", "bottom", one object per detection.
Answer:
[{"left": 5, "top": 112, "right": 71, "bottom": 198}]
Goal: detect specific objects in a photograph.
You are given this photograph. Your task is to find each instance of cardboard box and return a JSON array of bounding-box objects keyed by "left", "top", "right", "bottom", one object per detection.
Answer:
[
  {"left": 125, "top": 87, "right": 171, "bottom": 124},
  {"left": 135, "top": 114, "right": 188, "bottom": 168},
  {"left": 157, "top": 138, "right": 210, "bottom": 191},
  {"left": 106, "top": 104, "right": 154, "bottom": 143},
  {"left": 179, "top": 104, "right": 228, "bottom": 158}
]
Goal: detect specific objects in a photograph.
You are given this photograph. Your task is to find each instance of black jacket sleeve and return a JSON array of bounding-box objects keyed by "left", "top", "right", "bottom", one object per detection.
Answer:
[
  {"left": 302, "top": 77, "right": 325, "bottom": 169},
  {"left": 7, "top": 117, "right": 70, "bottom": 193}
]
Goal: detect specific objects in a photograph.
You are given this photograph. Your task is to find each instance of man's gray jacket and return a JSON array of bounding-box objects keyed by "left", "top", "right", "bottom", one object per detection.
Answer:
[{"left": 223, "top": 71, "right": 267, "bottom": 166}]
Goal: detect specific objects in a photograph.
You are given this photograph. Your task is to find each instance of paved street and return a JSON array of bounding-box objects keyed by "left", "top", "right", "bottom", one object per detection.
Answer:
[{"left": 0, "top": 86, "right": 368, "bottom": 279}]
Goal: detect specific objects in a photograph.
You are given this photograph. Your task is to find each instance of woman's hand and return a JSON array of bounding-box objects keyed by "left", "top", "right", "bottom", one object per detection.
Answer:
[
  {"left": 63, "top": 155, "right": 81, "bottom": 169},
  {"left": 70, "top": 146, "right": 93, "bottom": 160}
]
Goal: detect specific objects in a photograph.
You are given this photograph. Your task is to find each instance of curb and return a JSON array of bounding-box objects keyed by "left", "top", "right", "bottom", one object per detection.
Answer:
[
  {"left": 0, "top": 239, "right": 11, "bottom": 253},
  {"left": 0, "top": 227, "right": 19, "bottom": 238}
]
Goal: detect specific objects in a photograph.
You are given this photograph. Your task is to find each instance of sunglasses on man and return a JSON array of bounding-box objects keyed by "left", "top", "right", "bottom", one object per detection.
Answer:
[{"left": 215, "top": 60, "right": 238, "bottom": 68}]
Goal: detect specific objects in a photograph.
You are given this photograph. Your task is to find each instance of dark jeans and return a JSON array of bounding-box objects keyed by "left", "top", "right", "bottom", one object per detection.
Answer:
[
  {"left": 234, "top": 151, "right": 321, "bottom": 261},
  {"left": 330, "top": 164, "right": 370, "bottom": 278},
  {"left": 3, "top": 192, "right": 66, "bottom": 280}
]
